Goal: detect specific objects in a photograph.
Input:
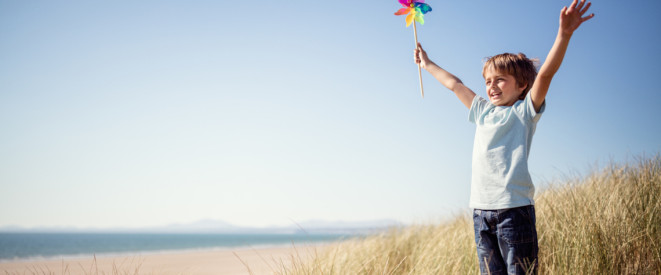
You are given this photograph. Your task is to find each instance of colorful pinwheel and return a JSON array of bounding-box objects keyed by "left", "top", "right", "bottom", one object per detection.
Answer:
[
  {"left": 395, "top": 0, "right": 432, "bottom": 98},
  {"left": 394, "top": 0, "right": 432, "bottom": 27}
]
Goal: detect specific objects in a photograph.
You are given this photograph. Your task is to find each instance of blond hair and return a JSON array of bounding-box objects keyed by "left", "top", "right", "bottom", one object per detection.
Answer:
[{"left": 482, "top": 53, "right": 538, "bottom": 99}]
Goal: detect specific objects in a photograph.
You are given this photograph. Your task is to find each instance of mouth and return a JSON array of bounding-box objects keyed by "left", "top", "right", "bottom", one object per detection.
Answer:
[{"left": 490, "top": 91, "right": 501, "bottom": 99}]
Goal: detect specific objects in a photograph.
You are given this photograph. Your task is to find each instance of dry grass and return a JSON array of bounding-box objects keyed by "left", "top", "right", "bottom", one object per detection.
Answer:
[{"left": 278, "top": 156, "right": 661, "bottom": 274}]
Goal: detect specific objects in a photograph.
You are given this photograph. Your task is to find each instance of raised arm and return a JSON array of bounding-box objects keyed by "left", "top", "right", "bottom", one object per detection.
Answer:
[
  {"left": 530, "top": 0, "right": 595, "bottom": 112},
  {"left": 415, "top": 43, "right": 476, "bottom": 109}
]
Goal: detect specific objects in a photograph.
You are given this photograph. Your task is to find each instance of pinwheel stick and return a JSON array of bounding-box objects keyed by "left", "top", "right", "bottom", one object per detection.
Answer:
[
  {"left": 413, "top": 22, "right": 424, "bottom": 98},
  {"left": 394, "top": 0, "right": 431, "bottom": 98}
]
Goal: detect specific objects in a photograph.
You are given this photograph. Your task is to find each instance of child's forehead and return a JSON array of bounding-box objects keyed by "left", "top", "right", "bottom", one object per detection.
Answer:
[{"left": 483, "top": 66, "right": 513, "bottom": 78}]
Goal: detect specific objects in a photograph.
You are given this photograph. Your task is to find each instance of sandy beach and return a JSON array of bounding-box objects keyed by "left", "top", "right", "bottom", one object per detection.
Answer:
[{"left": 0, "top": 245, "right": 322, "bottom": 274}]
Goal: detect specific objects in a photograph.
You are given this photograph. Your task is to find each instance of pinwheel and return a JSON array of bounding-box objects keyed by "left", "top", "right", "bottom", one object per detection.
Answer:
[
  {"left": 395, "top": 0, "right": 432, "bottom": 98},
  {"left": 395, "top": 0, "right": 432, "bottom": 27}
]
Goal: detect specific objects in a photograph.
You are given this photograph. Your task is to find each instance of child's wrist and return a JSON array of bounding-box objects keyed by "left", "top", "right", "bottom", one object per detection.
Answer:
[
  {"left": 559, "top": 27, "right": 574, "bottom": 39},
  {"left": 423, "top": 60, "right": 436, "bottom": 70}
]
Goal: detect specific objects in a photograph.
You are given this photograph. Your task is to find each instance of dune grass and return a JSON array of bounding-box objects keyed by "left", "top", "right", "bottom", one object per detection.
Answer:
[{"left": 278, "top": 156, "right": 661, "bottom": 274}]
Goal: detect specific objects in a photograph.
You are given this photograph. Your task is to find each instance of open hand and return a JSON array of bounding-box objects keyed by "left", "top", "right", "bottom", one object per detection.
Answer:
[{"left": 560, "top": 0, "right": 595, "bottom": 36}]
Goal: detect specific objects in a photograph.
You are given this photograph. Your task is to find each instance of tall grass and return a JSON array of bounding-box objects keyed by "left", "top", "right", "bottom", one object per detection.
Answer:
[{"left": 279, "top": 156, "right": 661, "bottom": 274}]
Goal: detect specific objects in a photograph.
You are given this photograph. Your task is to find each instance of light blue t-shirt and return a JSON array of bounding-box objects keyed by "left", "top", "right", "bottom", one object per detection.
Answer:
[{"left": 468, "top": 93, "right": 545, "bottom": 210}]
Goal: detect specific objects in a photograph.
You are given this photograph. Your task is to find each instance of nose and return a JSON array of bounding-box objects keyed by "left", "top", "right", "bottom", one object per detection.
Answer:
[{"left": 488, "top": 82, "right": 497, "bottom": 91}]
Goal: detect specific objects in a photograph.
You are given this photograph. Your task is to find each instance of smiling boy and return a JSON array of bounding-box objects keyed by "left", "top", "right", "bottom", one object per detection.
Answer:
[{"left": 413, "top": 0, "right": 594, "bottom": 274}]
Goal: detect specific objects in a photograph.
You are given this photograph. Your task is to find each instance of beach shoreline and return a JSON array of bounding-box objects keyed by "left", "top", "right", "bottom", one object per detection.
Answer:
[{"left": 0, "top": 244, "right": 324, "bottom": 274}]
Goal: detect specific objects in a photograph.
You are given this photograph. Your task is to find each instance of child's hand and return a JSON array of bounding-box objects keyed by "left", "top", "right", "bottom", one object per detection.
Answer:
[
  {"left": 414, "top": 43, "right": 432, "bottom": 69},
  {"left": 560, "top": 0, "right": 594, "bottom": 36}
]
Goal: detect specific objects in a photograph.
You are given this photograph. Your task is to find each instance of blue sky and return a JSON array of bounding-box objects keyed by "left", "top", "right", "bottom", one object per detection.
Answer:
[{"left": 1, "top": 0, "right": 660, "bottom": 229}]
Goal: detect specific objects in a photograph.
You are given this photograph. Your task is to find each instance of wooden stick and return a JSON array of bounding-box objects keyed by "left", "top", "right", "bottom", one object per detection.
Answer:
[{"left": 413, "top": 21, "right": 424, "bottom": 98}]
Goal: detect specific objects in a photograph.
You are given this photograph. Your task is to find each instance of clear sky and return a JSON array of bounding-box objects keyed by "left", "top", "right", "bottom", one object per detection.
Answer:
[{"left": 1, "top": 0, "right": 660, "bottom": 229}]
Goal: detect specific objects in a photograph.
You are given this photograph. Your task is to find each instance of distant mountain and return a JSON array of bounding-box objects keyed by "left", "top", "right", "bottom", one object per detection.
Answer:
[{"left": 0, "top": 219, "right": 402, "bottom": 234}]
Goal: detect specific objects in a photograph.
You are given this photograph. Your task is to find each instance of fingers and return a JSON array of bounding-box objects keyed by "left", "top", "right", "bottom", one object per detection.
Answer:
[
  {"left": 581, "top": 12, "right": 595, "bottom": 22},
  {"left": 567, "top": 0, "right": 578, "bottom": 13},
  {"left": 564, "top": 0, "right": 593, "bottom": 20},
  {"left": 413, "top": 47, "right": 420, "bottom": 64},
  {"left": 414, "top": 43, "right": 423, "bottom": 56},
  {"left": 413, "top": 43, "right": 424, "bottom": 64},
  {"left": 575, "top": 0, "right": 585, "bottom": 11},
  {"left": 574, "top": 1, "right": 594, "bottom": 22},
  {"left": 579, "top": 1, "right": 591, "bottom": 15},
  {"left": 567, "top": 0, "right": 592, "bottom": 15}
]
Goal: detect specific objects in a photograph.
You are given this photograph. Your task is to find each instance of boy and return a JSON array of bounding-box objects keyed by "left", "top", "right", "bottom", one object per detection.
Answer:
[{"left": 413, "top": 0, "right": 594, "bottom": 274}]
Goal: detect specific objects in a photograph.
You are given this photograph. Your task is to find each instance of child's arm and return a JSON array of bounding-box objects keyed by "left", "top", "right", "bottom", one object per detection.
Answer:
[
  {"left": 415, "top": 43, "right": 476, "bottom": 109},
  {"left": 530, "top": 0, "right": 595, "bottom": 112}
]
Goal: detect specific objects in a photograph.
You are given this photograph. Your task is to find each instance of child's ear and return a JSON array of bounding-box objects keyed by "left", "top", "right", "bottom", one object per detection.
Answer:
[{"left": 518, "top": 82, "right": 528, "bottom": 100}]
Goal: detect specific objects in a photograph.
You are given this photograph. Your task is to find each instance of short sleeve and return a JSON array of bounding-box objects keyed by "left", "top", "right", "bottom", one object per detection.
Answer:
[
  {"left": 524, "top": 92, "right": 545, "bottom": 122},
  {"left": 469, "top": 95, "right": 488, "bottom": 123}
]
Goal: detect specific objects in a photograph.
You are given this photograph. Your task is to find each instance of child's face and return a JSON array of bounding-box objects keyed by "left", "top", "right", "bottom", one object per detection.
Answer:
[{"left": 483, "top": 67, "right": 526, "bottom": 106}]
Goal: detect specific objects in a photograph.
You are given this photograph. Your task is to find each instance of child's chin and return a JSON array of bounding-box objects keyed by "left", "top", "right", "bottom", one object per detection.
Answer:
[{"left": 489, "top": 98, "right": 501, "bottom": 105}]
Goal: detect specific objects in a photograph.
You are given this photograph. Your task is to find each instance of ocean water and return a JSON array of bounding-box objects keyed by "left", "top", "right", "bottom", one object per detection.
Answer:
[{"left": 0, "top": 233, "right": 352, "bottom": 261}]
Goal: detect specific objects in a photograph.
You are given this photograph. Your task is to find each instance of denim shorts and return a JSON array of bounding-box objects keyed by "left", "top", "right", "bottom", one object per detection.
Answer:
[{"left": 472, "top": 205, "right": 538, "bottom": 275}]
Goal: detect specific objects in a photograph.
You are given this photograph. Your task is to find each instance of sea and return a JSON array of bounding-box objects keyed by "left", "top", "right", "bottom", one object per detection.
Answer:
[{"left": 0, "top": 232, "right": 354, "bottom": 262}]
